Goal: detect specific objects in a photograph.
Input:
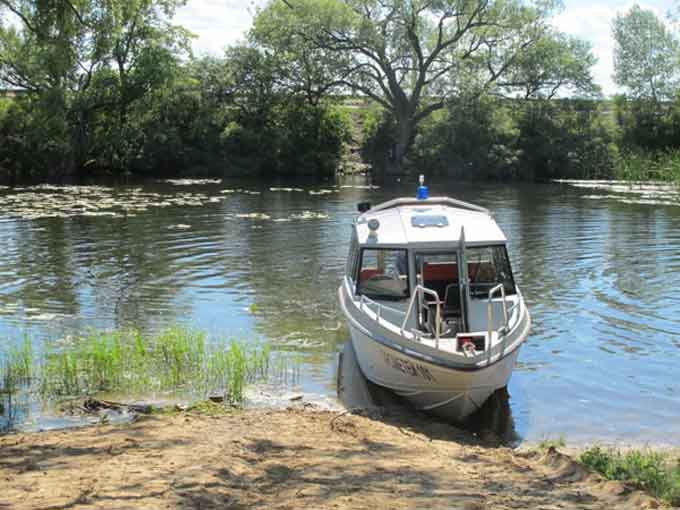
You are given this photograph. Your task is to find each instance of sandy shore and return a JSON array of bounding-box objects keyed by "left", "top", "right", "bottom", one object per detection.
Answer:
[{"left": 0, "top": 407, "right": 664, "bottom": 510}]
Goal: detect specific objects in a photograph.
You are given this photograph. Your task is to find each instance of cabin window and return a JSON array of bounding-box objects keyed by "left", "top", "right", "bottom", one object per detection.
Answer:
[
  {"left": 357, "top": 248, "right": 409, "bottom": 300},
  {"left": 346, "top": 231, "right": 360, "bottom": 282},
  {"left": 466, "top": 245, "right": 516, "bottom": 297}
]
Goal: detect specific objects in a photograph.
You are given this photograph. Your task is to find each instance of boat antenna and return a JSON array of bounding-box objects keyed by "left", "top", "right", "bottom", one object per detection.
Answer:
[{"left": 416, "top": 174, "right": 429, "bottom": 200}]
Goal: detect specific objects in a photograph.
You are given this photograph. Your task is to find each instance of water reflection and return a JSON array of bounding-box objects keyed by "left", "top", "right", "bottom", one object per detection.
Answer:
[{"left": 0, "top": 179, "right": 679, "bottom": 443}]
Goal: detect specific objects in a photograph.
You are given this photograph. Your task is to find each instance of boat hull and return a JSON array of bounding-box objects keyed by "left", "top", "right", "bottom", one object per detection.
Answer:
[{"left": 347, "top": 321, "right": 521, "bottom": 420}]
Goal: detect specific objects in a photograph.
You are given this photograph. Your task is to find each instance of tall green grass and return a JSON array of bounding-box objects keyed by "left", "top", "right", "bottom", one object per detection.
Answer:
[
  {"left": 0, "top": 336, "right": 33, "bottom": 426},
  {"left": 613, "top": 149, "right": 680, "bottom": 184},
  {"left": 37, "top": 327, "right": 287, "bottom": 405},
  {"left": 1, "top": 336, "right": 32, "bottom": 396},
  {"left": 580, "top": 446, "right": 680, "bottom": 505}
]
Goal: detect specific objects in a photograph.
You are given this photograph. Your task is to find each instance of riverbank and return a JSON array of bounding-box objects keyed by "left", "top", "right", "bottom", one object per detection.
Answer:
[{"left": 0, "top": 406, "right": 666, "bottom": 510}]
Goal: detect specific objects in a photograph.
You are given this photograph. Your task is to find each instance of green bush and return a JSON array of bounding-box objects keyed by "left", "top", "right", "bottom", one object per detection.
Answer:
[
  {"left": 580, "top": 446, "right": 680, "bottom": 505},
  {"left": 407, "top": 97, "right": 618, "bottom": 180}
]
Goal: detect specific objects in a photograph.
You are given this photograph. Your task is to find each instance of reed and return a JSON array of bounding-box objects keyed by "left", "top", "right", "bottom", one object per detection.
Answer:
[
  {"left": 579, "top": 446, "right": 680, "bottom": 505},
  {"left": 37, "top": 327, "right": 292, "bottom": 405},
  {"left": 613, "top": 149, "right": 680, "bottom": 184},
  {"left": 206, "top": 340, "right": 274, "bottom": 403},
  {"left": 1, "top": 336, "right": 33, "bottom": 395},
  {"left": 0, "top": 336, "right": 33, "bottom": 427}
]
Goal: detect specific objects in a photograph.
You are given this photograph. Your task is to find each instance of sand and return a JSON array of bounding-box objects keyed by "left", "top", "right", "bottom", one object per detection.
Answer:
[{"left": 0, "top": 407, "right": 664, "bottom": 510}]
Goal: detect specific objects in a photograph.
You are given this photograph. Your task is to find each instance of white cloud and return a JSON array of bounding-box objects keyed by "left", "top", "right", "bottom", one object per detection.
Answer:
[{"left": 175, "top": 0, "right": 258, "bottom": 55}]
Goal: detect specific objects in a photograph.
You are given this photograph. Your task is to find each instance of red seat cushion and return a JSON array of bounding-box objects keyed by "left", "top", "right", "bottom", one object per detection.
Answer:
[
  {"left": 422, "top": 262, "right": 458, "bottom": 282},
  {"left": 359, "top": 268, "right": 381, "bottom": 282}
]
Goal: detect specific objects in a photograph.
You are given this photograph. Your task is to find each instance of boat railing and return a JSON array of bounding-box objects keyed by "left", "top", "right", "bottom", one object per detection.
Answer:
[
  {"left": 355, "top": 285, "right": 442, "bottom": 347},
  {"left": 404, "top": 285, "right": 442, "bottom": 348},
  {"left": 487, "top": 284, "right": 511, "bottom": 348},
  {"left": 356, "top": 282, "right": 516, "bottom": 354}
]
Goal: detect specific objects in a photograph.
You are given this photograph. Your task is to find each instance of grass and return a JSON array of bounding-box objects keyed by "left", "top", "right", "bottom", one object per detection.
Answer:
[
  {"left": 1, "top": 336, "right": 32, "bottom": 396},
  {"left": 579, "top": 446, "right": 680, "bottom": 506},
  {"left": 536, "top": 434, "right": 566, "bottom": 450},
  {"left": 0, "top": 327, "right": 296, "bottom": 414},
  {"left": 613, "top": 149, "right": 680, "bottom": 184},
  {"left": 40, "top": 327, "right": 288, "bottom": 405},
  {"left": 0, "top": 336, "right": 33, "bottom": 427}
]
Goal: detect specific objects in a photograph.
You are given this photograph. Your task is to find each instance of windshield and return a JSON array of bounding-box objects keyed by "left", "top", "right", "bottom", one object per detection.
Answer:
[
  {"left": 356, "top": 248, "right": 409, "bottom": 300},
  {"left": 466, "top": 245, "right": 516, "bottom": 297}
]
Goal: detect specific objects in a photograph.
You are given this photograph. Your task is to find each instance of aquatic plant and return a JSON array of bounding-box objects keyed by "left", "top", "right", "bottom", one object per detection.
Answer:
[
  {"left": 579, "top": 446, "right": 680, "bottom": 505},
  {"left": 0, "top": 336, "right": 33, "bottom": 428},
  {"left": 613, "top": 149, "right": 680, "bottom": 184},
  {"left": 38, "top": 327, "right": 292, "bottom": 405},
  {"left": 1, "top": 336, "right": 33, "bottom": 395}
]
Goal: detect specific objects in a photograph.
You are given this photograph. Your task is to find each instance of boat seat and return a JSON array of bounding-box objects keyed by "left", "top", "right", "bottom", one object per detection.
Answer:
[
  {"left": 443, "top": 283, "right": 461, "bottom": 317},
  {"left": 422, "top": 262, "right": 457, "bottom": 282},
  {"left": 422, "top": 262, "right": 458, "bottom": 301},
  {"left": 359, "top": 268, "right": 381, "bottom": 282}
]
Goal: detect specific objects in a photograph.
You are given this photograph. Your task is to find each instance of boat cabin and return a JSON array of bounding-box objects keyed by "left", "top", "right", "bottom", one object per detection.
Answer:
[{"left": 345, "top": 196, "right": 517, "bottom": 351}]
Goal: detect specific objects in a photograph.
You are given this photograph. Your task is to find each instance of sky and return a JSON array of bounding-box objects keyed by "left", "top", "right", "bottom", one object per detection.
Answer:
[{"left": 174, "top": 0, "right": 678, "bottom": 97}]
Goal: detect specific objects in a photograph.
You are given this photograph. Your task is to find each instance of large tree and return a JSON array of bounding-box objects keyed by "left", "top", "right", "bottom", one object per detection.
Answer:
[
  {"left": 612, "top": 4, "right": 679, "bottom": 102},
  {"left": 252, "top": 0, "right": 595, "bottom": 174}
]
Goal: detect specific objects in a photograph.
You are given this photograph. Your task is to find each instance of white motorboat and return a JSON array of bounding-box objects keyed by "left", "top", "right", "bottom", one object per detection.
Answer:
[{"left": 338, "top": 178, "right": 531, "bottom": 421}]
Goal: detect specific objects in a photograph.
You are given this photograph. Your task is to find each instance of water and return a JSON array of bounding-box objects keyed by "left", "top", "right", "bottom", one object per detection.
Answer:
[{"left": 1, "top": 178, "right": 679, "bottom": 444}]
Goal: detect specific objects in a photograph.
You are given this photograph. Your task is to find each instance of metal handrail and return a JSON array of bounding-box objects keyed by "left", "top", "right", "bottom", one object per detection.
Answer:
[
  {"left": 487, "top": 284, "right": 509, "bottom": 348},
  {"left": 355, "top": 279, "right": 517, "bottom": 355},
  {"left": 402, "top": 285, "right": 442, "bottom": 348},
  {"left": 355, "top": 283, "right": 442, "bottom": 348}
]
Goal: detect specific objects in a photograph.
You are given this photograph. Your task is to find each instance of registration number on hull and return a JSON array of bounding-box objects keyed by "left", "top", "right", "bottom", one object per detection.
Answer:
[{"left": 382, "top": 351, "right": 436, "bottom": 382}]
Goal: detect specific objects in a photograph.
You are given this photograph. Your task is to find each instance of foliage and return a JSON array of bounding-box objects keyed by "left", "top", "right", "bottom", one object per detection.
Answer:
[
  {"left": 1, "top": 336, "right": 32, "bottom": 396},
  {"left": 513, "top": 99, "right": 618, "bottom": 180},
  {"left": 251, "top": 0, "right": 597, "bottom": 173},
  {"left": 0, "top": 49, "right": 350, "bottom": 179},
  {"left": 499, "top": 31, "right": 600, "bottom": 99},
  {"left": 612, "top": 5, "right": 680, "bottom": 103},
  {"left": 407, "top": 95, "right": 617, "bottom": 180},
  {"left": 0, "top": 1, "right": 678, "bottom": 182},
  {"left": 610, "top": 5, "right": 680, "bottom": 157},
  {"left": 0, "top": 0, "right": 191, "bottom": 175},
  {"left": 411, "top": 95, "right": 517, "bottom": 178},
  {"left": 611, "top": 148, "right": 680, "bottom": 184},
  {"left": 580, "top": 446, "right": 680, "bottom": 505},
  {"left": 38, "top": 327, "right": 282, "bottom": 405},
  {"left": 614, "top": 94, "right": 680, "bottom": 152}
]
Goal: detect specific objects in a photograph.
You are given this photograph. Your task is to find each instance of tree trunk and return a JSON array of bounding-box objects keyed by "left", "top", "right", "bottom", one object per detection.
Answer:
[
  {"left": 386, "top": 114, "right": 415, "bottom": 176},
  {"left": 72, "top": 107, "right": 88, "bottom": 177}
]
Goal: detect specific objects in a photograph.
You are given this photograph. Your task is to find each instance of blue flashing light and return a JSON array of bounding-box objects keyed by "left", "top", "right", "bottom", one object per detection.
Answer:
[{"left": 416, "top": 174, "right": 429, "bottom": 200}]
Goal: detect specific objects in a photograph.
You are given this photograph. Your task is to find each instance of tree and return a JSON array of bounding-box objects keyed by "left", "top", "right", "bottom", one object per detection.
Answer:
[
  {"left": 612, "top": 4, "right": 679, "bottom": 102},
  {"left": 252, "top": 0, "right": 593, "bottom": 174},
  {"left": 498, "top": 31, "right": 599, "bottom": 99},
  {"left": 0, "top": 0, "right": 190, "bottom": 173}
]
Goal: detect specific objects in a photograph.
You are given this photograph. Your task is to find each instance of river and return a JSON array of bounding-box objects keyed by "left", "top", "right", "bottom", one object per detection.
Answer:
[{"left": 1, "top": 178, "right": 679, "bottom": 444}]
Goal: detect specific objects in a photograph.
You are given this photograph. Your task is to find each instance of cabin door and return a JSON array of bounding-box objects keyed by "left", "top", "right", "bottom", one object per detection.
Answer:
[{"left": 458, "top": 227, "right": 470, "bottom": 332}]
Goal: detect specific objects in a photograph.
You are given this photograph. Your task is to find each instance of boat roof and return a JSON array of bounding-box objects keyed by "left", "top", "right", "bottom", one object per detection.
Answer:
[{"left": 355, "top": 197, "right": 507, "bottom": 247}]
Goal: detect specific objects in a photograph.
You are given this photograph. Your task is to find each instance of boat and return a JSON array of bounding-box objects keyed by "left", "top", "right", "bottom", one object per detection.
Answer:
[{"left": 337, "top": 177, "right": 531, "bottom": 421}]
